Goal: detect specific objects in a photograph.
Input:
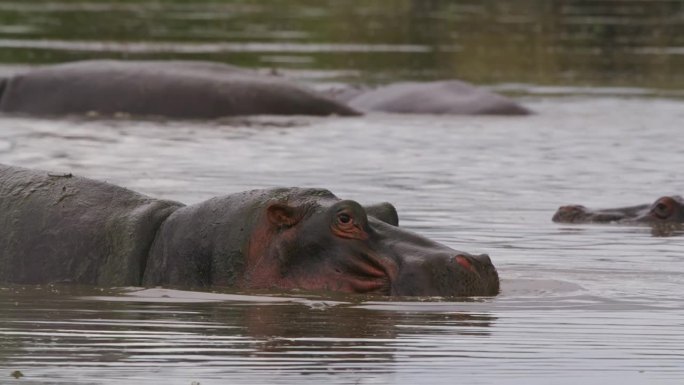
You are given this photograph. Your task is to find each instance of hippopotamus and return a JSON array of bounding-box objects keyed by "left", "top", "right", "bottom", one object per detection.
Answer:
[
  {"left": 330, "top": 80, "right": 531, "bottom": 115},
  {"left": 553, "top": 196, "right": 684, "bottom": 224},
  {"left": 0, "top": 60, "right": 359, "bottom": 119},
  {"left": 0, "top": 164, "right": 499, "bottom": 297}
]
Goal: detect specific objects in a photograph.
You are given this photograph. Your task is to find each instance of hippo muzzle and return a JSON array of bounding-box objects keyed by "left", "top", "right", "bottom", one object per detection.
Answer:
[{"left": 391, "top": 252, "right": 499, "bottom": 297}]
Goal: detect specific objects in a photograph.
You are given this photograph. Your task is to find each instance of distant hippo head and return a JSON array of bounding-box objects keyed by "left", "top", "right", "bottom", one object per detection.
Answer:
[
  {"left": 145, "top": 188, "right": 500, "bottom": 297},
  {"left": 553, "top": 195, "right": 684, "bottom": 224}
]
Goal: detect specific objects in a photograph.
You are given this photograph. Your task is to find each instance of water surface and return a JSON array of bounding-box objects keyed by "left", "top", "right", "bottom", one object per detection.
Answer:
[
  {"left": 1, "top": 97, "right": 683, "bottom": 384},
  {"left": 1, "top": 0, "right": 684, "bottom": 383}
]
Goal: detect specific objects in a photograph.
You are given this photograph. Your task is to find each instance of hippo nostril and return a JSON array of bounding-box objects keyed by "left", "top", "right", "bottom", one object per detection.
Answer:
[{"left": 454, "top": 254, "right": 477, "bottom": 273}]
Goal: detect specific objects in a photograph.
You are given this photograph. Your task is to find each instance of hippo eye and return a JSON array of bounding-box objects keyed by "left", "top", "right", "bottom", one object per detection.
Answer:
[
  {"left": 338, "top": 213, "right": 352, "bottom": 224},
  {"left": 653, "top": 202, "right": 672, "bottom": 219},
  {"left": 332, "top": 209, "right": 368, "bottom": 240}
]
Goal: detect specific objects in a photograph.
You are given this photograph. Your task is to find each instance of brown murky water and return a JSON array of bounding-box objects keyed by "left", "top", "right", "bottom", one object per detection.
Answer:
[
  {"left": 1, "top": 97, "right": 683, "bottom": 384},
  {"left": 1, "top": 0, "right": 684, "bottom": 383}
]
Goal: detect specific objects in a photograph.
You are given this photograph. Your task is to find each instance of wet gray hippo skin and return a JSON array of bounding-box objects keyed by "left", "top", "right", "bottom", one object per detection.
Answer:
[
  {"left": 0, "top": 60, "right": 359, "bottom": 118},
  {"left": 338, "top": 80, "right": 531, "bottom": 115},
  {"left": 0, "top": 164, "right": 499, "bottom": 297},
  {"left": 553, "top": 196, "right": 684, "bottom": 224}
]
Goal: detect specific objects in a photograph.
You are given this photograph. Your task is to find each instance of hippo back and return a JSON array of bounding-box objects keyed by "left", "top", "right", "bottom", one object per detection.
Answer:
[
  {"left": 0, "top": 60, "right": 360, "bottom": 118},
  {"left": 347, "top": 80, "right": 530, "bottom": 115},
  {"left": 0, "top": 164, "right": 182, "bottom": 285}
]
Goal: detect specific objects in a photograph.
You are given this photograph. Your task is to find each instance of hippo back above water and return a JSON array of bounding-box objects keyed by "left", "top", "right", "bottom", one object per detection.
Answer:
[
  {"left": 0, "top": 164, "right": 499, "bottom": 297},
  {"left": 336, "top": 80, "right": 531, "bottom": 115},
  {"left": 0, "top": 60, "right": 359, "bottom": 119}
]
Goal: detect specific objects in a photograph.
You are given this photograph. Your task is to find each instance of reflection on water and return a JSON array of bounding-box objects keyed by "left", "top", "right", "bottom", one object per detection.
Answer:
[
  {"left": 1, "top": 286, "right": 498, "bottom": 384},
  {"left": 0, "top": 0, "right": 683, "bottom": 89},
  {"left": 1, "top": 97, "right": 683, "bottom": 383},
  {"left": 3, "top": 283, "right": 682, "bottom": 385}
]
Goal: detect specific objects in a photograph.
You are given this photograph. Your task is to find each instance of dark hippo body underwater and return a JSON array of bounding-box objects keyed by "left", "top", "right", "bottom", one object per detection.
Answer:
[
  {"left": 0, "top": 164, "right": 499, "bottom": 297},
  {"left": 553, "top": 196, "right": 684, "bottom": 224},
  {"left": 0, "top": 60, "right": 359, "bottom": 119}
]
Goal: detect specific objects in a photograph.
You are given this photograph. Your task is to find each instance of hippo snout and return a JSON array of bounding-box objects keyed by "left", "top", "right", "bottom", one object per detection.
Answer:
[
  {"left": 552, "top": 205, "right": 589, "bottom": 223},
  {"left": 391, "top": 251, "right": 500, "bottom": 297}
]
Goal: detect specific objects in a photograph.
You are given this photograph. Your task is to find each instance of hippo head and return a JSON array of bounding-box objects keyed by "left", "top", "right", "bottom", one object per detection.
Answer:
[
  {"left": 145, "top": 188, "right": 500, "bottom": 297},
  {"left": 552, "top": 195, "right": 684, "bottom": 224},
  {"left": 244, "top": 196, "right": 500, "bottom": 297}
]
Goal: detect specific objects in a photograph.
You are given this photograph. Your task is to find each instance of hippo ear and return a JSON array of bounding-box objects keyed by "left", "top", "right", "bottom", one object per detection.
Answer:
[
  {"left": 267, "top": 203, "right": 301, "bottom": 228},
  {"left": 364, "top": 202, "right": 399, "bottom": 226}
]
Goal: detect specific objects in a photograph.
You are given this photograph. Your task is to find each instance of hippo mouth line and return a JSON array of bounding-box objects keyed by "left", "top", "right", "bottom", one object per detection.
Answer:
[
  {"left": 340, "top": 251, "right": 392, "bottom": 295},
  {"left": 348, "top": 276, "right": 391, "bottom": 295}
]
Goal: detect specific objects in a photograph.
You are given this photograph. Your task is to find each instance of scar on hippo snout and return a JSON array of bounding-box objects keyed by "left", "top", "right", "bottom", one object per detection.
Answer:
[{"left": 455, "top": 255, "right": 477, "bottom": 273}]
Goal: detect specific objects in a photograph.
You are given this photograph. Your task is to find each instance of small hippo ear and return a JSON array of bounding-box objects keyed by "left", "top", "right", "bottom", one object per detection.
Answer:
[
  {"left": 365, "top": 202, "right": 399, "bottom": 226},
  {"left": 267, "top": 203, "right": 301, "bottom": 228}
]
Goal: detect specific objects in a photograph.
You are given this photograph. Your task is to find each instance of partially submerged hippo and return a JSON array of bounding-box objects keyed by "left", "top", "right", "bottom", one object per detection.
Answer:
[
  {"left": 553, "top": 196, "right": 684, "bottom": 224},
  {"left": 0, "top": 164, "right": 499, "bottom": 297},
  {"left": 0, "top": 60, "right": 359, "bottom": 119},
  {"left": 334, "top": 80, "right": 531, "bottom": 115}
]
